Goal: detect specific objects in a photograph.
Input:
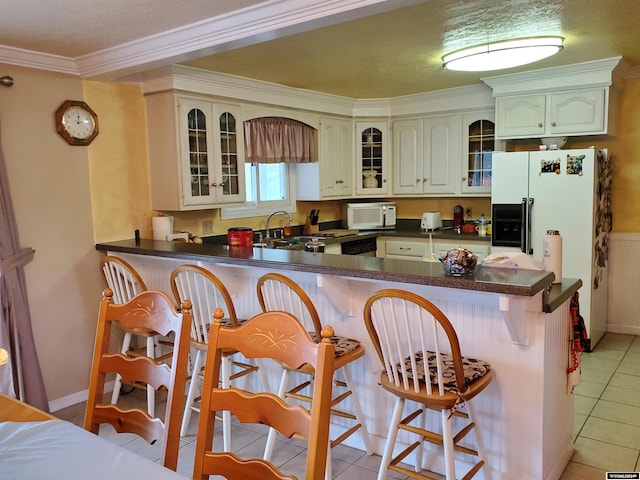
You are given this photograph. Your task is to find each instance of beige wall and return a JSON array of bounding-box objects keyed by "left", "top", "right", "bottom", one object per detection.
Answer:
[
  {"left": 0, "top": 64, "right": 103, "bottom": 404},
  {"left": 84, "top": 81, "right": 154, "bottom": 242},
  {"left": 2, "top": 61, "right": 640, "bottom": 407}
]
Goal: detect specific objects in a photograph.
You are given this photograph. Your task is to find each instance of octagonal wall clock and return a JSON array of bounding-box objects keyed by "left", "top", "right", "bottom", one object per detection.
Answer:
[{"left": 55, "top": 100, "right": 99, "bottom": 146}]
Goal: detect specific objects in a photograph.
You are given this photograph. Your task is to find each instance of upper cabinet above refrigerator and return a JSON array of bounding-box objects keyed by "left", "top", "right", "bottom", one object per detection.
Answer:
[
  {"left": 483, "top": 57, "right": 623, "bottom": 140},
  {"left": 494, "top": 88, "right": 609, "bottom": 138}
]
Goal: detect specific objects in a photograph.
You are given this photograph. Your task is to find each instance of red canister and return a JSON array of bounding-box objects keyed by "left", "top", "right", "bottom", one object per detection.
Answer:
[{"left": 227, "top": 227, "right": 253, "bottom": 247}]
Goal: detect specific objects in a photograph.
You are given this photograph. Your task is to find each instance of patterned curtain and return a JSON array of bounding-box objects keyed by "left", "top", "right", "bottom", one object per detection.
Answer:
[
  {"left": 243, "top": 117, "right": 318, "bottom": 164},
  {"left": 0, "top": 121, "right": 48, "bottom": 411}
]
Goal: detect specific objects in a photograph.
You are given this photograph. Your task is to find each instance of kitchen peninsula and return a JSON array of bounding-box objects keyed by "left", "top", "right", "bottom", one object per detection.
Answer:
[{"left": 96, "top": 238, "right": 581, "bottom": 480}]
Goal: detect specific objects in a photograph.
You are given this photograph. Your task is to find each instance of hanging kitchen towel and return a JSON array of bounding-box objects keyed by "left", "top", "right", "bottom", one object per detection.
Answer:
[{"left": 567, "top": 291, "right": 589, "bottom": 394}]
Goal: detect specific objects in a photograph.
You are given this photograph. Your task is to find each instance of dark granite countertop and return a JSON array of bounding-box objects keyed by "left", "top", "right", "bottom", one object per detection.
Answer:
[{"left": 95, "top": 239, "right": 583, "bottom": 308}]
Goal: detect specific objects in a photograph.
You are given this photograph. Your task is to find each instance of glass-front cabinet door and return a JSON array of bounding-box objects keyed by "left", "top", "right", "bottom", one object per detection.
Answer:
[
  {"left": 355, "top": 121, "right": 389, "bottom": 196},
  {"left": 181, "top": 99, "right": 215, "bottom": 206},
  {"left": 179, "top": 98, "right": 244, "bottom": 206},
  {"left": 214, "top": 105, "right": 244, "bottom": 203},
  {"left": 461, "top": 111, "right": 502, "bottom": 195}
]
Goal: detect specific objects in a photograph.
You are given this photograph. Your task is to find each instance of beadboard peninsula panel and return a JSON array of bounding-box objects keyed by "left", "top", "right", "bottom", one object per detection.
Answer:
[
  {"left": 115, "top": 252, "right": 573, "bottom": 480},
  {"left": 607, "top": 232, "right": 640, "bottom": 335}
]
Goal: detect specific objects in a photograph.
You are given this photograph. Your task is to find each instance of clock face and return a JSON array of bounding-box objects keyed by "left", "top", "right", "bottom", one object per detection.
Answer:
[
  {"left": 55, "top": 100, "right": 99, "bottom": 145},
  {"left": 62, "top": 106, "right": 95, "bottom": 139}
]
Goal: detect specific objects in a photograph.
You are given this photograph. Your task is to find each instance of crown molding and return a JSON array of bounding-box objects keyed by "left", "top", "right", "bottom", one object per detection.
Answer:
[
  {"left": 0, "top": 0, "right": 422, "bottom": 80},
  {"left": 482, "top": 56, "right": 623, "bottom": 96},
  {"left": 142, "top": 65, "right": 494, "bottom": 119},
  {"left": 142, "top": 65, "right": 358, "bottom": 116},
  {"left": 0, "top": 44, "right": 79, "bottom": 76}
]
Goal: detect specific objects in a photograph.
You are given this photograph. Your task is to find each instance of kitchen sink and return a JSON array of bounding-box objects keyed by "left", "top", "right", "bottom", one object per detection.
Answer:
[
  {"left": 253, "top": 238, "right": 301, "bottom": 249},
  {"left": 253, "top": 236, "right": 323, "bottom": 249}
]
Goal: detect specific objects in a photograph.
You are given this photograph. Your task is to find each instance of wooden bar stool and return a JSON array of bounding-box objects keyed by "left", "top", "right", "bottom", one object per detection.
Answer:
[
  {"left": 192, "top": 309, "right": 335, "bottom": 480},
  {"left": 84, "top": 288, "right": 192, "bottom": 471},
  {"left": 363, "top": 288, "right": 493, "bottom": 480},
  {"left": 257, "top": 272, "right": 373, "bottom": 476},
  {"left": 170, "top": 264, "right": 269, "bottom": 450},
  {"left": 100, "top": 255, "right": 170, "bottom": 416}
]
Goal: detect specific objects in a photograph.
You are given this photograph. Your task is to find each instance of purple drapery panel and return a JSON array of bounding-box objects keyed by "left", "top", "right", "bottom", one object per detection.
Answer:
[
  {"left": 243, "top": 117, "right": 318, "bottom": 164},
  {"left": 0, "top": 121, "right": 48, "bottom": 411}
]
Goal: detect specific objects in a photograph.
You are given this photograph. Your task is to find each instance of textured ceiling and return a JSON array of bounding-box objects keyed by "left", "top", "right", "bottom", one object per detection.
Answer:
[
  {"left": 0, "top": 0, "right": 264, "bottom": 57},
  {"left": 182, "top": 0, "right": 640, "bottom": 97},
  {"left": 0, "top": 0, "right": 639, "bottom": 98}
]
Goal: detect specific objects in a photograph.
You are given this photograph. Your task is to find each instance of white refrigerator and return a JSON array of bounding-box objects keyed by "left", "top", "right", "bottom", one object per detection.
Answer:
[{"left": 491, "top": 148, "right": 612, "bottom": 348}]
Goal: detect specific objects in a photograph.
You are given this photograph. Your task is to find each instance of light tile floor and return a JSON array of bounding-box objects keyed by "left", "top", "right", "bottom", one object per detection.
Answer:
[
  {"left": 561, "top": 332, "right": 640, "bottom": 479},
  {"left": 53, "top": 333, "right": 640, "bottom": 479}
]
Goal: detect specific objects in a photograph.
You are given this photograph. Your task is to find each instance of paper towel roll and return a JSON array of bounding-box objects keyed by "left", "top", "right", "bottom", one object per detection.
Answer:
[
  {"left": 152, "top": 216, "right": 173, "bottom": 241},
  {"left": 543, "top": 230, "right": 562, "bottom": 283}
]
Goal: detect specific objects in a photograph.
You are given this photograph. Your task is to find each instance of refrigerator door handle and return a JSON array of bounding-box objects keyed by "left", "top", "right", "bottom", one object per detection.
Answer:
[
  {"left": 520, "top": 198, "right": 527, "bottom": 253},
  {"left": 527, "top": 197, "right": 534, "bottom": 255}
]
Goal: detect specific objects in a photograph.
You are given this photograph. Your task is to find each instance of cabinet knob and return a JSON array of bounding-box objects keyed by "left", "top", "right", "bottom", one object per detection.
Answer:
[
  {"left": 551, "top": 121, "right": 557, "bottom": 127},
  {"left": 462, "top": 177, "right": 467, "bottom": 182},
  {"left": 538, "top": 122, "right": 543, "bottom": 128},
  {"left": 382, "top": 179, "right": 387, "bottom": 183},
  {"left": 423, "top": 178, "right": 427, "bottom": 183},
  {"left": 211, "top": 182, "right": 217, "bottom": 187},
  {"left": 416, "top": 178, "right": 420, "bottom": 183}
]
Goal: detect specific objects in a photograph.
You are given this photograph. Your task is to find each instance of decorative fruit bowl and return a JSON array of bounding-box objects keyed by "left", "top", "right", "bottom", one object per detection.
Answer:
[
  {"left": 441, "top": 248, "right": 477, "bottom": 276},
  {"left": 540, "top": 137, "right": 568, "bottom": 149}
]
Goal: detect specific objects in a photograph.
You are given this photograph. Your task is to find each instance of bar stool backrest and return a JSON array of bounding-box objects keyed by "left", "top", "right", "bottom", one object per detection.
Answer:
[
  {"left": 170, "top": 265, "right": 239, "bottom": 344},
  {"left": 100, "top": 256, "right": 147, "bottom": 304},
  {"left": 363, "top": 288, "right": 468, "bottom": 396},
  {"left": 256, "top": 272, "right": 323, "bottom": 336}
]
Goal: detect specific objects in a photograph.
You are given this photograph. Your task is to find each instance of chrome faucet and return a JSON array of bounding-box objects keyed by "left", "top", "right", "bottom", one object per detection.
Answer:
[{"left": 266, "top": 210, "right": 292, "bottom": 239}]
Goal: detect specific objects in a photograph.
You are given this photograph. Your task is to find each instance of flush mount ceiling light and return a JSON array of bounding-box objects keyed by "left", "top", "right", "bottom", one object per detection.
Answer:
[{"left": 442, "top": 36, "right": 564, "bottom": 72}]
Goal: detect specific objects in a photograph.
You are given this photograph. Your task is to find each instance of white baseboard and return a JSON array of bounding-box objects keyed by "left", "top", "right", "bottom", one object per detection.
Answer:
[
  {"left": 606, "top": 324, "right": 640, "bottom": 336},
  {"left": 49, "top": 381, "right": 114, "bottom": 413}
]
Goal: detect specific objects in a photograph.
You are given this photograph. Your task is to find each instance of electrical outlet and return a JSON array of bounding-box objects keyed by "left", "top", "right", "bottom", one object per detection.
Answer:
[{"left": 201, "top": 219, "right": 214, "bottom": 235}]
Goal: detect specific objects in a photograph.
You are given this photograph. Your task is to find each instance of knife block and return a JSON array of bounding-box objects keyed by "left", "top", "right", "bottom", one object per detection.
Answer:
[{"left": 303, "top": 218, "right": 319, "bottom": 235}]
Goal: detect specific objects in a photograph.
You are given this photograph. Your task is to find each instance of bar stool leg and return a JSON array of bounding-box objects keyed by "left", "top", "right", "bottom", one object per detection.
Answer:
[
  {"left": 468, "top": 401, "right": 492, "bottom": 480},
  {"left": 415, "top": 405, "right": 427, "bottom": 473},
  {"left": 146, "top": 336, "right": 156, "bottom": 417},
  {"left": 377, "top": 397, "right": 404, "bottom": 480},
  {"left": 221, "top": 355, "right": 232, "bottom": 452},
  {"left": 263, "top": 368, "right": 290, "bottom": 460},
  {"left": 111, "top": 331, "right": 132, "bottom": 405},
  {"left": 441, "top": 409, "right": 455, "bottom": 480},
  {"left": 180, "top": 349, "right": 203, "bottom": 437},
  {"left": 340, "top": 364, "right": 373, "bottom": 454}
]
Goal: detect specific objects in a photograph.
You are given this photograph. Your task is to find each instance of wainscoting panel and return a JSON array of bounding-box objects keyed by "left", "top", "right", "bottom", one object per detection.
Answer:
[{"left": 606, "top": 233, "right": 640, "bottom": 336}]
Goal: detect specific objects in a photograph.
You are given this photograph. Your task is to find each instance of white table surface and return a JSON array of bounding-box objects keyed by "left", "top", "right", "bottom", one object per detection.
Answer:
[{"left": 0, "top": 420, "right": 187, "bottom": 479}]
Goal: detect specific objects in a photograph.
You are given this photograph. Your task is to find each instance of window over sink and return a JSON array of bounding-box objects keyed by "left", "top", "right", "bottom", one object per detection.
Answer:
[{"left": 221, "top": 162, "right": 296, "bottom": 219}]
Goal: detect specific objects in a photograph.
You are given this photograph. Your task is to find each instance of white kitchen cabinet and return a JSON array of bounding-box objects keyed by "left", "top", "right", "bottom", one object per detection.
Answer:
[
  {"left": 355, "top": 121, "right": 390, "bottom": 196},
  {"left": 461, "top": 111, "right": 502, "bottom": 195},
  {"left": 495, "top": 88, "right": 608, "bottom": 139},
  {"left": 146, "top": 93, "right": 245, "bottom": 210},
  {"left": 384, "top": 238, "right": 429, "bottom": 261},
  {"left": 297, "top": 116, "right": 353, "bottom": 199},
  {"left": 382, "top": 236, "right": 490, "bottom": 263},
  {"left": 392, "top": 115, "right": 459, "bottom": 196}
]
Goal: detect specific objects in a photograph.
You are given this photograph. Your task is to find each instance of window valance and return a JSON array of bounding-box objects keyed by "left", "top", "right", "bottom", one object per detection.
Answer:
[{"left": 243, "top": 117, "right": 318, "bottom": 164}]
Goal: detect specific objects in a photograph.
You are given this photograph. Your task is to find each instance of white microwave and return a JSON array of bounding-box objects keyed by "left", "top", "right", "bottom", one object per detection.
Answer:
[{"left": 343, "top": 202, "right": 397, "bottom": 230}]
